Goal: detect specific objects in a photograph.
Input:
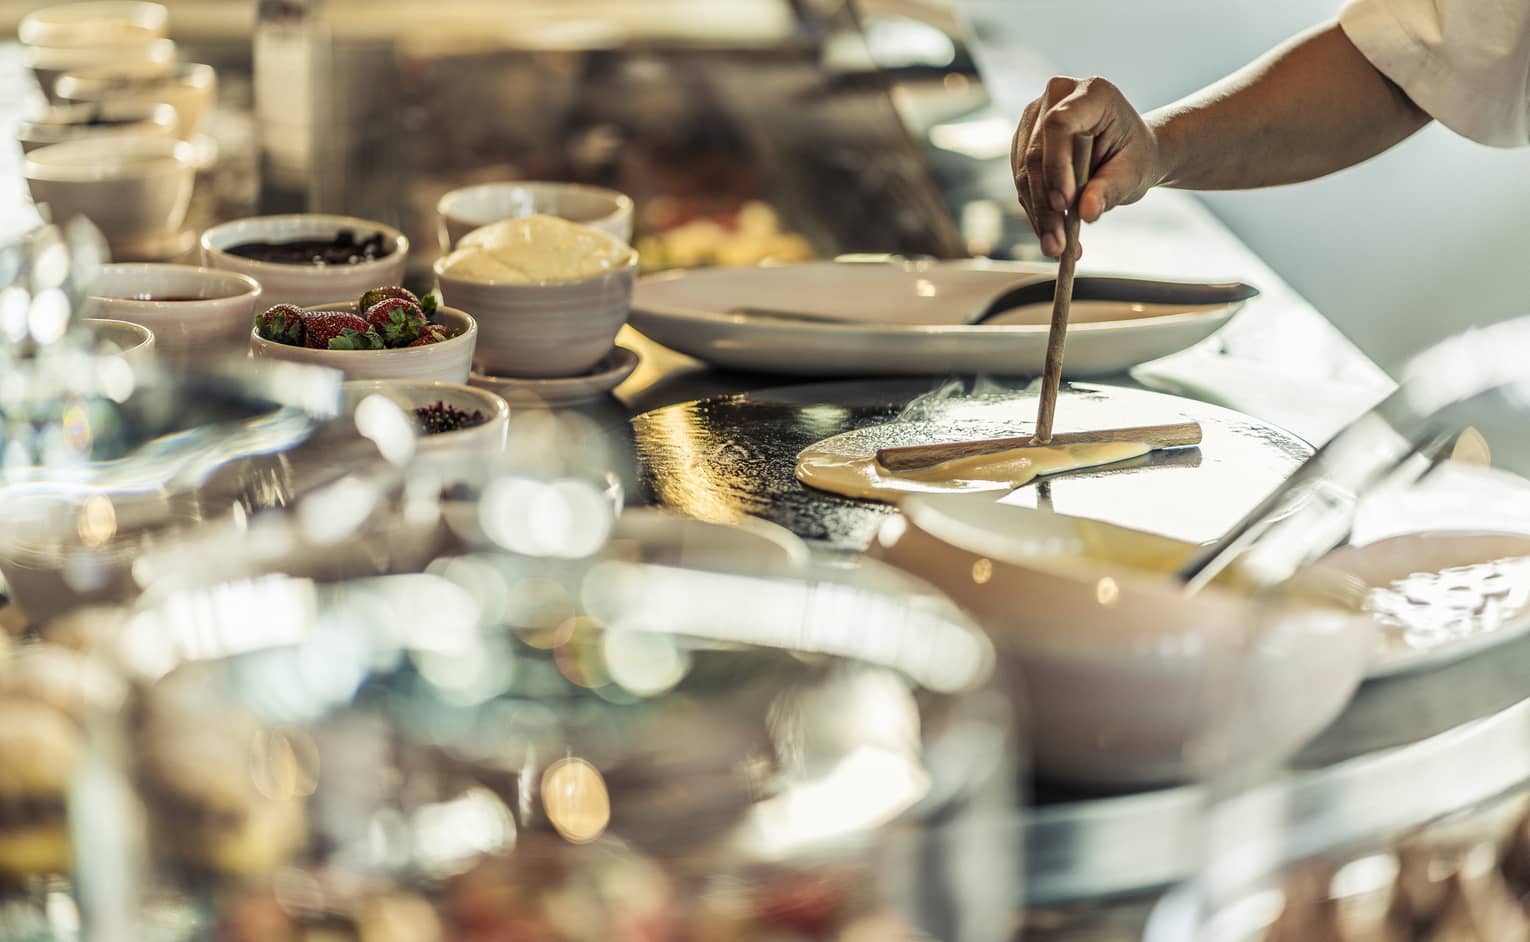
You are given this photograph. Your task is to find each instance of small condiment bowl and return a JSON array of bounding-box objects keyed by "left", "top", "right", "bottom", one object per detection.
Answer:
[
  {"left": 81, "top": 317, "right": 154, "bottom": 367},
  {"left": 17, "top": 100, "right": 176, "bottom": 152},
  {"left": 250, "top": 302, "right": 476, "bottom": 383},
  {"left": 436, "top": 181, "right": 634, "bottom": 252},
  {"left": 435, "top": 250, "right": 637, "bottom": 379},
  {"left": 55, "top": 62, "right": 217, "bottom": 139},
  {"left": 25, "top": 134, "right": 195, "bottom": 251},
  {"left": 202, "top": 214, "right": 410, "bottom": 309},
  {"left": 88, "top": 263, "right": 260, "bottom": 362},
  {"left": 24, "top": 35, "right": 174, "bottom": 102},
  {"left": 19, "top": 2, "right": 168, "bottom": 48},
  {"left": 869, "top": 493, "right": 1377, "bottom": 787},
  {"left": 342, "top": 380, "right": 509, "bottom": 454}
]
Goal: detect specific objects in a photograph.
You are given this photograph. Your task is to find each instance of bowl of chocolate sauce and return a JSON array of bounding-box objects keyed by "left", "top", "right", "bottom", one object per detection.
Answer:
[{"left": 200, "top": 214, "right": 409, "bottom": 309}]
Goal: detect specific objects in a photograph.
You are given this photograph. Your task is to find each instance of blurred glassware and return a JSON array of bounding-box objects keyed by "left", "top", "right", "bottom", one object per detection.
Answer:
[
  {"left": 0, "top": 220, "right": 347, "bottom": 628},
  {"left": 85, "top": 511, "right": 1021, "bottom": 942},
  {"left": 1171, "top": 314, "right": 1530, "bottom": 941}
]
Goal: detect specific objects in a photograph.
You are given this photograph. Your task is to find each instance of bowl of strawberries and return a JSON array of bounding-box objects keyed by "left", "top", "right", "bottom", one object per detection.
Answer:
[{"left": 249, "top": 285, "right": 476, "bottom": 382}]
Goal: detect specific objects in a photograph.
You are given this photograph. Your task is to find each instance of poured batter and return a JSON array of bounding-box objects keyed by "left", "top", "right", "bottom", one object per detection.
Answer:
[{"left": 796, "top": 437, "right": 1152, "bottom": 502}]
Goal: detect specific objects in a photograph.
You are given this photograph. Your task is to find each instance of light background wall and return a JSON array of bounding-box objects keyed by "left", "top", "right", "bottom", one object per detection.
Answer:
[{"left": 958, "top": 0, "right": 1530, "bottom": 374}]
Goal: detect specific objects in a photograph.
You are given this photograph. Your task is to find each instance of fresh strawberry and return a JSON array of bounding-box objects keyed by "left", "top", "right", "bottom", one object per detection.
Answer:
[
  {"left": 357, "top": 285, "right": 419, "bottom": 312},
  {"left": 364, "top": 297, "right": 427, "bottom": 347},
  {"left": 301, "top": 311, "right": 382, "bottom": 350},
  {"left": 254, "top": 303, "right": 305, "bottom": 346},
  {"left": 405, "top": 324, "right": 448, "bottom": 347}
]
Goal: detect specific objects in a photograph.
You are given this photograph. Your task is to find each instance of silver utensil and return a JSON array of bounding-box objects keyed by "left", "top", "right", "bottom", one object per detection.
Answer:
[{"left": 730, "top": 276, "right": 1260, "bottom": 328}]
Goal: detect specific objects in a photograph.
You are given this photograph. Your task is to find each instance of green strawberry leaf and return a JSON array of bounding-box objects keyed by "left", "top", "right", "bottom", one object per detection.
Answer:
[
  {"left": 421, "top": 294, "right": 438, "bottom": 319},
  {"left": 328, "top": 328, "right": 385, "bottom": 350}
]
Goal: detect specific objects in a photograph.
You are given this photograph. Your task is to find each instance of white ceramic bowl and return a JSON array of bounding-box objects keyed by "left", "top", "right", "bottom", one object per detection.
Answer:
[
  {"left": 25, "top": 35, "right": 174, "bottom": 101},
  {"left": 202, "top": 214, "right": 410, "bottom": 309},
  {"left": 869, "top": 493, "right": 1377, "bottom": 787},
  {"left": 19, "top": 2, "right": 167, "bottom": 47},
  {"left": 88, "top": 263, "right": 260, "bottom": 362},
  {"left": 342, "top": 380, "right": 509, "bottom": 454},
  {"left": 250, "top": 302, "right": 476, "bottom": 383},
  {"left": 25, "top": 134, "right": 194, "bottom": 248},
  {"left": 436, "top": 181, "right": 634, "bottom": 251},
  {"left": 81, "top": 317, "right": 154, "bottom": 367},
  {"left": 16, "top": 100, "right": 176, "bottom": 152},
  {"left": 55, "top": 62, "right": 216, "bottom": 139},
  {"left": 435, "top": 253, "right": 637, "bottom": 378}
]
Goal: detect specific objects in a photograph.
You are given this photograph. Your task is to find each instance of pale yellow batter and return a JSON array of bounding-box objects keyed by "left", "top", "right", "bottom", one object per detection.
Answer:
[{"left": 795, "top": 438, "right": 1152, "bottom": 502}]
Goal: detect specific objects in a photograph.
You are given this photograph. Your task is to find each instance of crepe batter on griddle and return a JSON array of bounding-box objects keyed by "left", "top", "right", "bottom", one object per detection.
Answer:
[{"left": 795, "top": 435, "right": 1152, "bottom": 502}]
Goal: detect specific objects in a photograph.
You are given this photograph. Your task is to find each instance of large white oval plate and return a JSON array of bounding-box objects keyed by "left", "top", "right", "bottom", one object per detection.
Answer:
[{"left": 630, "top": 259, "right": 1249, "bottom": 377}]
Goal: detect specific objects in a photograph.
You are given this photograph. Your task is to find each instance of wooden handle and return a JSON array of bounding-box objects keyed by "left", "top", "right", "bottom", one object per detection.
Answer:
[
  {"left": 875, "top": 421, "right": 1202, "bottom": 472},
  {"left": 1034, "top": 133, "right": 1095, "bottom": 444}
]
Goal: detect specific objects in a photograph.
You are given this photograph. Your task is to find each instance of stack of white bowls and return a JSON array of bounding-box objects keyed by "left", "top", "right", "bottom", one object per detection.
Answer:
[{"left": 18, "top": 2, "right": 219, "bottom": 261}]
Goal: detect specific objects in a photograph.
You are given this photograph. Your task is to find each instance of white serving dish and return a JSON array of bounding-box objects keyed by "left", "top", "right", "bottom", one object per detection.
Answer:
[
  {"left": 201, "top": 214, "right": 410, "bottom": 309},
  {"left": 869, "top": 493, "right": 1376, "bottom": 787},
  {"left": 55, "top": 62, "right": 217, "bottom": 139},
  {"left": 630, "top": 259, "right": 1248, "bottom": 377},
  {"left": 16, "top": 100, "right": 176, "bottom": 152},
  {"left": 19, "top": 1, "right": 167, "bottom": 47},
  {"left": 468, "top": 346, "right": 638, "bottom": 407},
  {"left": 25, "top": 134, "right": 194, "bottom": 250},
  {"left": 436, "top": 181, "right": 634, "bottom": 251},
  {"left": 249, "top": 302, "right": 476, "bottom": 383},
  {"left": 342, "top": 380, "right": 509, "bottom": 454},
  {"left": 1323, "top": 530, "right": 1530, "bottom": 678},
  {"left": 435, "top": 246, "right": 637, "bottom": 379},
  {"left": 88, "top": 263, "right": 260, "bottom": 362},
  {"left": 23, "top": 34, "right": 173, "bottom": 101}
]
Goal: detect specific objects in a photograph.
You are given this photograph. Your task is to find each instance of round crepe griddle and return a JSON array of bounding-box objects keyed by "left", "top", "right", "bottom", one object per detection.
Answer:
[{"left": 630, "top": 379, "right": 1311, "bottom": 551}]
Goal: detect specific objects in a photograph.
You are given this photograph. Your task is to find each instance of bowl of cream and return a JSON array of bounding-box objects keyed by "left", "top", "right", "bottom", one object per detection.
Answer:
[{"left": 433, "top": 214, "right": 637, "bottom": 378}]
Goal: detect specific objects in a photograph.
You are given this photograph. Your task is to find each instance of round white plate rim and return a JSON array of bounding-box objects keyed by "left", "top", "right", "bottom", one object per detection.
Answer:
[{"left": 1328, "top": 528, "right": 1530, "bottom": 679}]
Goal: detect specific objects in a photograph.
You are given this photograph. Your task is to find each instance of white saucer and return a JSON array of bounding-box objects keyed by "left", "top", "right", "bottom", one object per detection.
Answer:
[{"left": 469, "top": 346, "right": 639, "bottom": 407}]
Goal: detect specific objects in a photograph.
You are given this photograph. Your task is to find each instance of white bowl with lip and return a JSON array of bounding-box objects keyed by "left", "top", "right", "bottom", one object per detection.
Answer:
[
  {"left": 19, "top": 2, "right": 167, "bottom": 47},
  {"left": 343, "top": 380, "right": 509, "bottom": 454},
  {"left": 869, "top": 493, "right": 1377, "bottom": 788},
  {"left": 81, "top": 317, "right": 154, "bottom": 367},
  {"left": 434, "top": 241, "right": 637, "bottom": 379},
  {"left": 25, "top": 134, "right": 194, "bottom": 249},
  {"left": 25, "top": 35, "right": 174, "bottom": 102},
  {"left": 436, "top": 181, "right": 634, "bottom": 251},
  {"left": 202, "top": 214, "right": 410, "bottom": 309},
  {"left": 55, "top": 62, "right": 217, "bottom": 139},
  {"left": 88, "top": 263, "right": 260, "bottom": 362},
  {"left": 17, "top": 100, "right": 176, "bottom": 152},
  {"left": 250, "top": 302, "right": 476, "bottom": 383}
]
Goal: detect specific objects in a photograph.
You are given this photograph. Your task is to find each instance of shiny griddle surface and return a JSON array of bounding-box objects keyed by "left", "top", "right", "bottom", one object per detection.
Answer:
[{"left": 630, "top": 379, "right": 1312, "bottom": 550}]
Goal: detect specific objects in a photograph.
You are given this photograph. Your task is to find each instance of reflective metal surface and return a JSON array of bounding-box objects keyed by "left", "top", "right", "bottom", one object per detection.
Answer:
[{"left": 630, "top": 378, "right": 1311, "bottom": 550}]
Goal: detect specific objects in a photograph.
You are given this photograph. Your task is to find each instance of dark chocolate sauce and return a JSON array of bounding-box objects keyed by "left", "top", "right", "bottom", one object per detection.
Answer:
[{"left": 223, "top": 228, "right": 391, "bottom": 266}]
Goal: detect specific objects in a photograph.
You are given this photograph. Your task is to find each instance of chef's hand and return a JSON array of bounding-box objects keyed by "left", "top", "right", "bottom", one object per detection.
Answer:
[{"left": 1011, "top": 76, "right": 1164, "bottom": 259}]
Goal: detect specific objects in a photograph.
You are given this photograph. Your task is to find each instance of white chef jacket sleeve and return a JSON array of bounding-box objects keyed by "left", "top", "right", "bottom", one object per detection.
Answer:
[{"left": 1339, "top": 0, "right": 1530, "bottom": 146}]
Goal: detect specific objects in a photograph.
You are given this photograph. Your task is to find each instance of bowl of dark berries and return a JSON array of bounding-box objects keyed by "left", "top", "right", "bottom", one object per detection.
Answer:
[
  {"left": 249, "top": 285, "right": 477, "bottom": 382},
  {"left": 200, "top": 214, "right": 409, "bottom": 309},
  {"left": 342, "top": 379, "right": 508, "bottom": 453}
]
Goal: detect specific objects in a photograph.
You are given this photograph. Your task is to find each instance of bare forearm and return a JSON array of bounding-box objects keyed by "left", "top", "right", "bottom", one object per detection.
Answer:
[{"left": 1148, "top": 21, "right": 1429, "bottom": 190}]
